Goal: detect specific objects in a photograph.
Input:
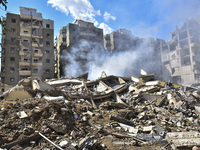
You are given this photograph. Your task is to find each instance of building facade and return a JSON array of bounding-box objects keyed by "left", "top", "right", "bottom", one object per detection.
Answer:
[
  {"left": 56, "top": 20, "right": 104, "bottom": 77},
  {"left": 104, "top": 28, "right": 138, "bottom": 52},
  {"left": 1, "top": 7, "right": 54, "bottom": 85},
  {"left": 161, "top": 18, "right": 200, "bottom": 85}
]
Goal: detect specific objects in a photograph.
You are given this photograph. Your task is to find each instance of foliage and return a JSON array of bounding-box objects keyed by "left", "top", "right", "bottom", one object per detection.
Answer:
[
  {"left": 0, "top": 0, "right": 8, "bottom": 10},
  {"left": 0, "top": 0, "right": 8, "bottom": 30}
]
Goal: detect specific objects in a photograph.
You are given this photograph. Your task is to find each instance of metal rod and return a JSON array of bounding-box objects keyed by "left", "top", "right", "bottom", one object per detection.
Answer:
[{"left": 38, "top": 132, "right": 64, "bottom": 150}]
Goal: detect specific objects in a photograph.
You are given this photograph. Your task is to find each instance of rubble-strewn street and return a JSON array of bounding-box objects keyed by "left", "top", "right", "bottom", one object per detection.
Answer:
[{"left": 1, "top": 71, "right": 200, "bottom": 150}]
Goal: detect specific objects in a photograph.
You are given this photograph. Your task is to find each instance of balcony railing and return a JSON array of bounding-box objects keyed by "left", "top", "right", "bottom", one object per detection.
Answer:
[{"left": 19, "top": 70, "right": 31, "bottom": 76}]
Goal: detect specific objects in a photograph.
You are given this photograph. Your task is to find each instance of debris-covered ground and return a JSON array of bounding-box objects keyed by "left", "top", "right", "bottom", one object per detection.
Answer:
[{"left": 1, "top": 71, "right": 200, "bottom": 150}]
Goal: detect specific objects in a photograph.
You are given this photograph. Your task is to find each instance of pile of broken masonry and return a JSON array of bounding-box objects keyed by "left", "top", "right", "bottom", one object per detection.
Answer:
[{"left": 1, "top": 71, "right": 200, "bottom": 150}]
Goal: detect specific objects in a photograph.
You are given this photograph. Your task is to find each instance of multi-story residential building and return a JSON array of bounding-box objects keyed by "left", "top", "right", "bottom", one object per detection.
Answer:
[
  {"left": 1, "top": 7, "right": 54, "bottom": 85},
  {"left": 56, "top": 19, "right": 104, "bottom": 77},
  {"left": 104, "top": 28, "right": 136, "bottom": 52},
  {"left": 161, "top": 18, "right": 200, "bottom": 85}
]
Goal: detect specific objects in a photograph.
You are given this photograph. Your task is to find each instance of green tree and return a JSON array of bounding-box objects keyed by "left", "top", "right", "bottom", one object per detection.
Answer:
[
  {"left": 0, "top": 0, "right": 8, "bottom": 10},
  {"left": 0, "top": 0, "right": 8, "bottom": 30}
]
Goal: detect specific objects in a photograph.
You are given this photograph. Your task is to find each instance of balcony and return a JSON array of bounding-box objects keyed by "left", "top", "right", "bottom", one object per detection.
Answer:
[
  {"left": 0, "top": 72, "right": 5, "bottom": 77},
  {"left": 33, "top": 62, "right": 42, "bottom": 66},
  {"left": 20, "top": 32, "right": 31, "bottom": 37},
  {"left": 20, "top": 32, "right": 43, "bottom": 39},
  {"left": 20, "top": 22, "right": 41, "bottom": 28},
  {"left": 19, "top": 61, "right": 30, "bottom": 66},
  {"left": 34, "top": 53, "right": 43, "bottom": 57},
  {"left": 19, "top": 70, "right": 31, "bottom": 76},
  {"left": 32, "top": 43, "right": 43, "bottom": 47},
  {"left": 19, "top": 51, "right": 29, "bottom": 56}
]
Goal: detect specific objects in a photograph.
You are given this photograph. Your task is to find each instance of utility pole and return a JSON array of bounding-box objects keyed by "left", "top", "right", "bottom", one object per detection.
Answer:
[{"left": 30, "top": 11, "right": 33, "bottom": 77}]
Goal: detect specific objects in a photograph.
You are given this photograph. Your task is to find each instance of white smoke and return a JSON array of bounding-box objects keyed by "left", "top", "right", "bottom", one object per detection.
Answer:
[{"left": 63, "top": 38, "right": 157, "bottom": 80}]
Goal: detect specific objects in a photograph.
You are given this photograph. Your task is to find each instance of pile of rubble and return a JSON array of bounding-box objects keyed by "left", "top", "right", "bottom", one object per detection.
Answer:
[{"left": 1, "top": 71, "right": 200, "bottom": 150}]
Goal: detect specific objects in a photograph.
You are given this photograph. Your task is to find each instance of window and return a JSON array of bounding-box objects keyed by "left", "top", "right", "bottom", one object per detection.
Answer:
[
  {"left": 2, "top": 48, "right": 5, "bottom": 54},
  {"left": 10, "top": 77, "right": 15, "bottom": 82},
  {"left": 46, "top": 41, "right": 50, "bottom": 46},
  {"left": 11, "top": 38, "right": 15, "bottom": 43},
  {"left": 46, "top": 33, "right": 50, "bottom": 38},
  {"left": 62, "top": 37, "right": 66, "bottom": 42},
  {"left": 11, "top": 19, "right": 16, "bottom": 23},
  {"left": 23, "top": 30, "right": 28, "bottom": 34},
  {"left": 22, "top": 68, "right": 28, "bottom": 70},
  {"left": 10, "top": 67, "right": 15, "bottom": 72},
  {"left": 46, "top": 24, "right": 50, "bottom": 28},
  {"left": 24, "top": 58, "right": 28, "bottom": 62},
  {"left": 23, "top": 49, "right": 28, "bottom": 52},
  {"left": 46, "top": 50, "right": 50, "bottom": 54},
  {"left": 23, "top": 39, "right": 28, "bottom": 42},
  {"left": 10, "top": 47, "right": 15, "bottom": 53},
  {"left": 35, "top": 50, "right": 38, "bottom": 53},
  {"left": 10, "top": 57, "right": 15, "bottom": 61},
  {"left": 33, "top": 68, "right": 38, "bottom": 73},
  {"left": 46, "top": 59, "right": 50, "bottom": 63},
  {"left": 34, "top": 59, "right": 38, "bottom": 62},
  {"left": 1, "top": 67, "right": 5, "bottom": 72},
  {"left": 11, "top": 28, "right": 16, "bottom": 32},
  {"left": 45, "top": 69, "right": 50, "bottom": 74}
]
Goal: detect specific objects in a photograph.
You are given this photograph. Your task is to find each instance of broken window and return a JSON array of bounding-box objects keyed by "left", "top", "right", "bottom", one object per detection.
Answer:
[
  {"left": 10, "top": 47, "right": 15, "bottom": 53},
  {"left": 46, "top": 41, "right": 50, "bottom": 46},
  {"left": 46, "top": 24, "right": 50, "bottom": 28},
  {"left": 11, "top": 18, "right": 16, "bottom": 23},
  {"left": 46, "top": 33, "right": 50, "bottom": 38},
  {"left": 10, "top": 67, "right": 15, "bottom": 72},
  {"left": 11, "top": 38, "right": 15, "bottom": 43},
  {"left": 45, "top": 69, "right": 50, "bottom": 74},
  {"left": 11, "top": 28, "right": 16, "bottom": 32},
  {"left": 10, "top": 57, "right": 15, "bottom": 62},
  {"left": 10, "top": 77, "right": 15, "bottom": 82}
]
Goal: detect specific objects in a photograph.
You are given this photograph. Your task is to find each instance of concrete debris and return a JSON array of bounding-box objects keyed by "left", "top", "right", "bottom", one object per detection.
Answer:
[{"left": 1, "top": 72, "right": 200, "bottom": 149}]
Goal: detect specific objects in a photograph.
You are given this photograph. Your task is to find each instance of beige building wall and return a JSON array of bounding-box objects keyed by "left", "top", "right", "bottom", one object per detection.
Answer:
[{"left": 1, "top": 7, "right": 54, "bottom": 85}]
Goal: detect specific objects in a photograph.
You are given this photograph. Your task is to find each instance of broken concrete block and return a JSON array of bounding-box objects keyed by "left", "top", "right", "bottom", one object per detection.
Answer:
[
  {"left": 143, "top": 126, "right": 154, "bottom": 132},
  {"left": 131, "top": 76, "right": 140, "bottom": 83},
  {"left": 59, "top": 141, "right": 69, "bottom": 148},
  {"left": 17, "top": 111, "right": 28, "bottom": 119},
  {"left": 145, "top": 81, "right": 161, "bottom": 86}
]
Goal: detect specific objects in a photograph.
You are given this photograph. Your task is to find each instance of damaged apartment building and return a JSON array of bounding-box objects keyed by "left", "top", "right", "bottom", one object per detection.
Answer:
[
  {"left": 104, "top": 29, "right": 163, "bottom": 79},
  {"left": 161, "top": 18, "right": 200, "bottom": 85},
  {"left": 1, "top": 7, "right": 54, "bottom": 85},
  {"left": 55, "top": 20, "right": 103, "bottom": 77}
]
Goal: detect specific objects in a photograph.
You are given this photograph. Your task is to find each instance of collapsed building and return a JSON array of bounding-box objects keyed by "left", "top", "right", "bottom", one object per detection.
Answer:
[
  {"left": 161, "top": 18, "right": 200, "bottom": 85},
  {"left": 0, "top": 71, "right": 200, "bottom": 149},
  {"left": 0, "top": 7, "right": 55, "bottom": 85},
  {"left": 55, "top": 20, "right": 104, "bottom": 78}
]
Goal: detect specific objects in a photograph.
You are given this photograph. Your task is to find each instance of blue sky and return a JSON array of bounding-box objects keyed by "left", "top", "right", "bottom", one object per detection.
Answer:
[{"left": 1, "top": 0, "right": 200, "bottom": 40}]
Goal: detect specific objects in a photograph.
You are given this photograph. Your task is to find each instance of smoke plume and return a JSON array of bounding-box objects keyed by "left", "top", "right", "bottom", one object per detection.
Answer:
[{"left": 63, "top": 37, "right": 160, "bottom": 80}]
